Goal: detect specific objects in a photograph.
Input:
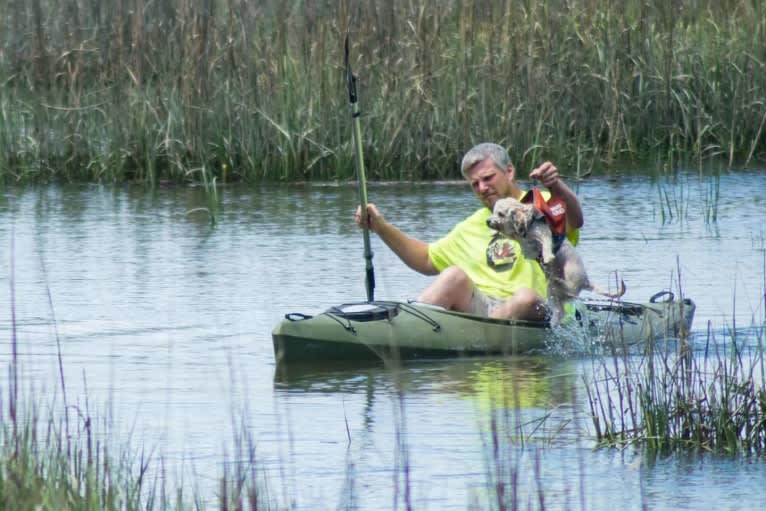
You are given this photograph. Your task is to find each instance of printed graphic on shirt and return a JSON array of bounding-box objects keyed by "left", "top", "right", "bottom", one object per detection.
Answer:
[{"left": 485, "top": 232, "right": 517, "bottom": 272}]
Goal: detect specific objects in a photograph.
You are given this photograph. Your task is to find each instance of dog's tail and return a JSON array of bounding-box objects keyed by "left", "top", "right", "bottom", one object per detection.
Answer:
[{"left": 589, "top": 278, "right": 626, "bottom": 299}]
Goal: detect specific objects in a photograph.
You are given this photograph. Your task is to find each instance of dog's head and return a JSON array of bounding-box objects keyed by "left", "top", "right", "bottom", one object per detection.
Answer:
[{"left": 486, "top": 197, "right": 536, "bottom": 239}]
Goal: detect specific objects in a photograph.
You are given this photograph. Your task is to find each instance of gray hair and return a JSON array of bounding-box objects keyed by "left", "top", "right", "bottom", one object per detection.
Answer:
[{"left": 460, "top": 143, "right": 512, "bottom": 178}]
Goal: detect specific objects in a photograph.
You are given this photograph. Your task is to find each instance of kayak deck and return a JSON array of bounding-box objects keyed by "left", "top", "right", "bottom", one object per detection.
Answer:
[{"left": 272, "top": 293, "right": 696, "bottom": 364}]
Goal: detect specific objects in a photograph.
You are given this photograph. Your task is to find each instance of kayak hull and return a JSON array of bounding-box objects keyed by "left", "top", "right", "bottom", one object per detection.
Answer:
[{"left": 272, "top": 294, "right": 696, "bottom": 364}]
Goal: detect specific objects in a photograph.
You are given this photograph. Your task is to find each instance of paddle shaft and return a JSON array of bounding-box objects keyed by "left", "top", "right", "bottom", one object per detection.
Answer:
[{"left": 345, "top": 34, "right": 375, "bottom": 302}]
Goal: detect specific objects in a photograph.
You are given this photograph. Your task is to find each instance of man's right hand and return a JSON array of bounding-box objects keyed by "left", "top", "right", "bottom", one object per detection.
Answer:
[
  {"left": 354, "top": 202, "right": 437, "bottom": 275},
  {"left": 355, "top": 203, "right": 382, "bottom": 233}
]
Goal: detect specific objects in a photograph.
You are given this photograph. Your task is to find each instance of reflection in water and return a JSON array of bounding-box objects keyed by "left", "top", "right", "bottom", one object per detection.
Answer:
[
  {"left": 274, "top": 356, "right": 574, "bottom": 409},
  {"left": 275, "top": 355, "right": 583, "bottom": 451}
]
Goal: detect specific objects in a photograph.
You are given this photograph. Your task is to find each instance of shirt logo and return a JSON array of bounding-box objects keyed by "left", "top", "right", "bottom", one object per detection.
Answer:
[
  {"left": 549, "top": 203, "right": 565, "bottom": 216},
  {"left": 486, "top": 233, "right": 517, "bottom": 271}
]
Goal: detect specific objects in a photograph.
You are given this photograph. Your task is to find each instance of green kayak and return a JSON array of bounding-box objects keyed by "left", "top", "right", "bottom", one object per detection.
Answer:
[{"left": 272, "top": 291, "right": 696, "bottom": 364}]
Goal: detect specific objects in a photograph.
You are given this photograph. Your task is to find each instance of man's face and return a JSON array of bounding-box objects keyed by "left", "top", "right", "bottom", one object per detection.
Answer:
[{"left": 466, "top": 158, "right": 513, "bottom": 209}]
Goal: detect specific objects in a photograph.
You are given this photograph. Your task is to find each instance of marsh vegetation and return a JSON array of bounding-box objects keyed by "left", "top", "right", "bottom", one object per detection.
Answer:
[{"left": 1, "top": 0, "right": 765, "bottom": 183}]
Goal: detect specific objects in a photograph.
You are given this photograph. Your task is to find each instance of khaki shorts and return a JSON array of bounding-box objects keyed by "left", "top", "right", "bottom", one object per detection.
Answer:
[
  {"left": 467, "top": 288, "right": 507, "bottom": 317},
  {"left": 468, "top": 287, "right": 554, "bottom": 319}
]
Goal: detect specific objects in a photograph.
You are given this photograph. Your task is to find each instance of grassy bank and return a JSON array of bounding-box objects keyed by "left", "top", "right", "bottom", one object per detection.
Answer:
[{"left": 1, "top": 0, "right": 764, "bottom": 183}]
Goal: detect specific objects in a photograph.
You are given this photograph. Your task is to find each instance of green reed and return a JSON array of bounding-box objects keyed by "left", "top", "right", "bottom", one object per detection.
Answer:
[
  {"left": 2, "top": 254, "right": 273, "bottom": 510},
  {"left": 4, "top": 256, "right": 149, "bottom": 509},
  {"left": 586, "top": 304, "right": 766, "bottom": 454},
  {"left": 0, "top": 401, "right": 275, "bottom": 510},
  {"left": 703, "top": 172, "right": 720, "bottom": 224},
  {"left": 652, "top": 168, "right": 722, "bottom": 225},
  {"left": 584, "top": 252, "right": 766, "bottom": 453},
  {"left": 1, "top": 0, "right": 765, "bottom": 183}
]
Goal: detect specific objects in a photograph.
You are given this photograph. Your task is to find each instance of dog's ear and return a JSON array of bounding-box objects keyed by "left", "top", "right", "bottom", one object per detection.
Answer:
[
  {"left": 514, "top": 208, "right": 532, "bottom": 225},
  {"left": 493, "top": 199, "right": 509, "bottom": 219}
]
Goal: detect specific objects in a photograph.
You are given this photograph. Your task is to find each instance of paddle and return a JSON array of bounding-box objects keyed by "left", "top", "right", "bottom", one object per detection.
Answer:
[{"left": 344, "top": 33, "right": 375, "bottom": 302}]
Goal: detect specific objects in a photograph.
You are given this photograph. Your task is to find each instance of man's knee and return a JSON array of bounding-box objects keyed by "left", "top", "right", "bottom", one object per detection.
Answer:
[
  {"left": 438, "top": 266, "right": 471, "bottom": 287},
  {"left": 417, "top": 266, "right": 474, "bottom": 311},
  {"left": 490, "top": 288, "right": 547, "bottom": 321},
  {"left": 511, "top": 287, "right": 541, "bottom": 307}
]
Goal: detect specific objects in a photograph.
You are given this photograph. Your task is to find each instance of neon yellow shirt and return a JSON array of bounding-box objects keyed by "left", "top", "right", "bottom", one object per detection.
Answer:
[
  {"left": 428, "top": 195, "right": 580, "bottom": 300},
  {"left": 429, "top": 208, "right": 549, "bottom": 299}
]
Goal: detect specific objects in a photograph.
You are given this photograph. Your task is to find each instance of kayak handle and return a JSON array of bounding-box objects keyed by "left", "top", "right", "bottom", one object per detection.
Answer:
[
  {"left": 285, "top": 313, "right": 313, "bottom": 321},
  {"left": 399, "top": 302, "right": 441, "bottom": 332},
  {"left": 649, "top": 290, "right": 675, "bottom": 303}
]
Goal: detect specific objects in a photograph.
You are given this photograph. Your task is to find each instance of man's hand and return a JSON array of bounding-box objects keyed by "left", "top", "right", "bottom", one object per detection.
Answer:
[
  {"left": 531, "top": 161, "right": 584, "bottom": 229},
  {"left": 529, "top": 161, "right": 560, "bottom": 189},
  {"left": 355, "top": 203, "right": 383, "bottom": 233}
]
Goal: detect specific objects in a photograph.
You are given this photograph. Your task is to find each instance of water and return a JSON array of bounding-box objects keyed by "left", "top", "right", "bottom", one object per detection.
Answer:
[{"left": 1, "top": 171, "right": 765, "bottom": 510}]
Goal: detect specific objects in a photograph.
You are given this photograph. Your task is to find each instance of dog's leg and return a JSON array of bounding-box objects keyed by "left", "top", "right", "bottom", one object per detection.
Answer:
[
  {"left": 545, "top": 278, "right": 566, "bottom": 325},
  {"left": 557, "top": 241, "right": 627, "bottom": 299},
  {"left": 530, "top": 223, "right": 555, "bottom": 264},
  {"left": 557, "top": 242, "right": 589, "bottom": 297},
  {"left": 587, "top": 279, "right": 627, "bottom": 299}
]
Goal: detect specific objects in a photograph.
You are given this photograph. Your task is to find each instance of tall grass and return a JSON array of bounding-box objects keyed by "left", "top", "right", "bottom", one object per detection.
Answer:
[
  {"left": 1, "top": 0, "right": 765, "bottom": 183},
  {"left": 585, "top": 256, "right": 766, "bottom": 453},
  {"left": 587, "top": 324, "right": 766, "bottom": 453},
  {"left": 0, "top": 397, "right": 275, "bottom": 509},
  {"left": 2, "top": 248, "right": 273, "bottom": 509}
]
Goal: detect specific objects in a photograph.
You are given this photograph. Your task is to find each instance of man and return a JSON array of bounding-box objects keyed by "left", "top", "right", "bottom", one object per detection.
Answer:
[{"left": 354, "top": 142, "right": 583, "bottom": 321}]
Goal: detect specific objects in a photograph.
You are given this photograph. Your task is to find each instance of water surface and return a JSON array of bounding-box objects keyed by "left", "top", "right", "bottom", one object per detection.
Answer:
[{"left": 1, "top": 170, "right": 765, "bottom": 510}]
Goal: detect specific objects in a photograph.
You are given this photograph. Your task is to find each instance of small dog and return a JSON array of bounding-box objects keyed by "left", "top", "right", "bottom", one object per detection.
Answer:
[{"left": 487, "top": 197, "right": 625, "bottom": 323}]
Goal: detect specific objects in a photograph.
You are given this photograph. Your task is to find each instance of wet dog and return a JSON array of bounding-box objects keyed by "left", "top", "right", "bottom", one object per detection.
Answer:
[{"left": 487, "top": 197, "right": 625, "bottom": 323}]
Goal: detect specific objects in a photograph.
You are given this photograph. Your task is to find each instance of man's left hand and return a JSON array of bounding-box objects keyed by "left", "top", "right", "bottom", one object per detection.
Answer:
[{"left": 529, "top": 161, "right": 560, "bottom": 189}]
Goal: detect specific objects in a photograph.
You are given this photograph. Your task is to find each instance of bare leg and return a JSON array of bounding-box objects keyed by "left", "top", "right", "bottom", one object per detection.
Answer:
[
  {"left": 489, "top": 287, "right": 548, "bottom": 321},
  {"left": 417, "top": 266, "right": 474, "bottom": 312}
]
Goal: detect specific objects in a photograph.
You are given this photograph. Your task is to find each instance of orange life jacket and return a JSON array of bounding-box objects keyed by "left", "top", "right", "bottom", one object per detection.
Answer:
[{"left": 520, "top": 187, "right": 567, "bottom": 252}]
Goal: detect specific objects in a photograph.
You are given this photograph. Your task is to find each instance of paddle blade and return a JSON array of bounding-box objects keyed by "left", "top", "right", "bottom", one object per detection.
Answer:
[{"left": 344, "top": 33, "right": 357, "bottom": 104}]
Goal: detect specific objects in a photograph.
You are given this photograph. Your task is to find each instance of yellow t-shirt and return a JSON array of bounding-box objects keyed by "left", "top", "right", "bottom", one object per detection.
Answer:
[
  {"left": 429, "top": 208, "right": 549, "bottom": 299},
  {"left": 428, "top": 194, "right": 579, "bottom": 300}
]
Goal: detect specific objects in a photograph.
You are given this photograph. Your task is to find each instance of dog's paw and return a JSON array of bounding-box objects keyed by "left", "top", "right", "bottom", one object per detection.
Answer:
[{"left": 540, "top": 249, "right": 556, "bottom": 264}]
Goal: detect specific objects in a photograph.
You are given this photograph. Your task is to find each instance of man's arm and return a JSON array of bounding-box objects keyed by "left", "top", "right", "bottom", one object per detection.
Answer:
[{"left": 356, "top": 204, "right": 439, "bottom": 275}]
